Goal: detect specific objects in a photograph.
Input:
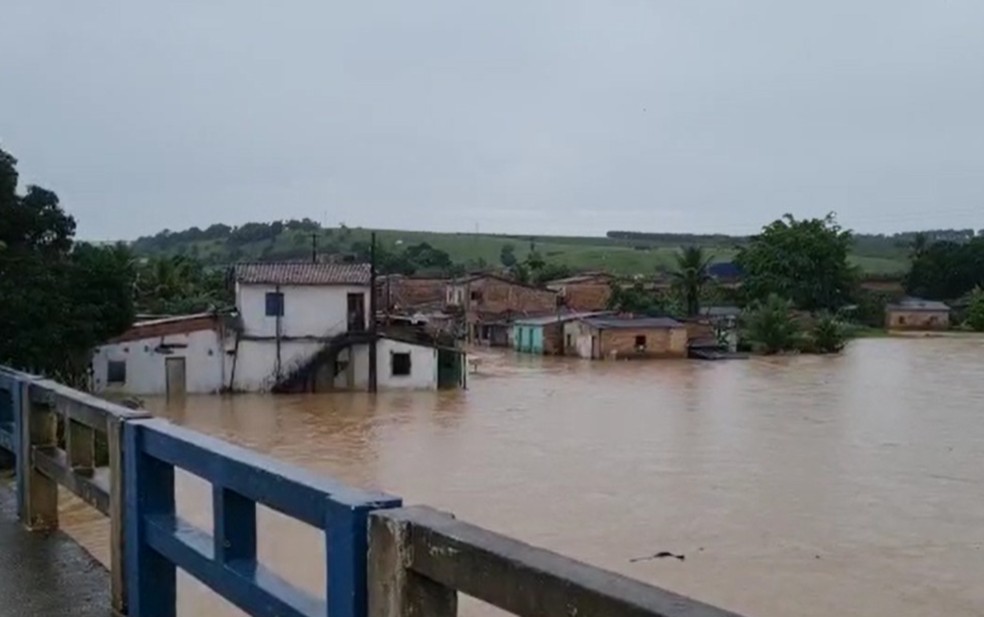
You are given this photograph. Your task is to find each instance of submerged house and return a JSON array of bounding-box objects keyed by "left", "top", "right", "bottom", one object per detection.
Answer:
[
  {"left": 445, "top": 274, "right": 558, "bottom": 346},
  {"left": 512, "top": 311, "right": 610, "bottom": 355},
  {"left": 92, "top": 263, "right": 466, "bottom": 396},
  {"left": 885, "top": 297, "right": 950, "bottom": 331},
  {"left": 91, "top": 313, "right": 227, "bottom": 396},
  {"left": 563, "top": 315, "right": 688, "bottom": 360}
]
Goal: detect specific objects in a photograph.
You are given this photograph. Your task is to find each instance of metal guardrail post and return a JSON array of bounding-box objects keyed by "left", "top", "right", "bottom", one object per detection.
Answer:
[
  {"left": 124, "top": 420, "right": 177, "bottom": 617},
  {"left": 367, "top": 508, "right": 457, "bottom": 617},
  {"left": 22, "top": 388, "right": 58, "bottom": 530}
]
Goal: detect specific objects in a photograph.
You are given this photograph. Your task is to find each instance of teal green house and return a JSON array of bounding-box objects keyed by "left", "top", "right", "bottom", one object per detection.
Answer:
[{"left": 513, "top": 312, "right": 606, "bottom": 355}]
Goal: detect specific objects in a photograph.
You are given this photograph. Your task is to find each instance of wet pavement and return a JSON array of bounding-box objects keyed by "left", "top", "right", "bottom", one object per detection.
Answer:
[{"left": 0, "top": 484, "right": 110, "bottom": 617}]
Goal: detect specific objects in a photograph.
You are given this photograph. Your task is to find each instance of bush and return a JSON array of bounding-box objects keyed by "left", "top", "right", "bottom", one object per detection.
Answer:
[
  {"left": 810, "top": 313, "right": 847, "bottom": 353},
  {"left": 966, "top": 287, "right": 984, "bottom": 331},
  {"left": 743, "top": 294, "right": 800, "bottom": 354}
]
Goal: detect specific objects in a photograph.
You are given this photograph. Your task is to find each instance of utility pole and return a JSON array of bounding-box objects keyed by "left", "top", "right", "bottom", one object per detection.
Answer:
[
  {"left": 311, "top": 233, "right": 318, "bottom": 263},
  {"left": 368, "top": 232, "right": 378, "bottom": 393}
]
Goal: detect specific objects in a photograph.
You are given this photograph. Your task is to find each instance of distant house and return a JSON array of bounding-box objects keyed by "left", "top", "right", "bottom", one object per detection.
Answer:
[
  {"left": 885, "top": 297, "right": 950, "bottom": 331},
  {"left": 563, "top": 316, "right": 689, "bottom": 360},
  {"left": 91, "top": 313, "right": 226, "bottom": 396},
  {"left": 546, "top": 273, "right": 614, "bottom": 312},
  {"left": 378, "top": 275, "right": 448, "bottom": 311},
  {"left": 512, "top": 311, "right": 609, "bottom": 355},
  {"left": 445, "top": 274, "right": 558, "bottom": 346}
]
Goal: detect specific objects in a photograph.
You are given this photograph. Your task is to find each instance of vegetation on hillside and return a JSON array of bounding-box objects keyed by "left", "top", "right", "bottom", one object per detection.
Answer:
[{"left": 129, "top": 219, "right": 914, "bottom": 277}]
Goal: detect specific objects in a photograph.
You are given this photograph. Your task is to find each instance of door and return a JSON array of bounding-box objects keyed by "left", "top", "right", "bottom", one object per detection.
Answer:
[
  {"left": 347, "top": 293, "right": 366, "bottom": 332},
  {"left": 165, "top": 357, "right": 186, "bottom": 399}
]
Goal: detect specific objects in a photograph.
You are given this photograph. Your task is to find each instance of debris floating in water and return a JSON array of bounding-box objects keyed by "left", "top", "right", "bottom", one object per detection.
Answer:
[{"left": 630, "top": 551, "right": 686, "bottom": 562}]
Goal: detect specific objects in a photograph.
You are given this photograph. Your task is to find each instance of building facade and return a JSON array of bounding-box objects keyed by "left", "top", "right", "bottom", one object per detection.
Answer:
[
  {"left": 885, "top": 297, "right": 950, "bottom": 331},
  {"left": 547, "top": 273, "right": 614, "bottom": 312},
  {"left": 563, "top": 316, "right": 688, "bottom": 359},
  {"left": 91, "top": 314, "right": 226, "bottom": 396},
  {"left": 445, "top": 274, "right": 558, "bottom": 346},
  {"left": 513, "top": 312, "right": 609, "bottom": 355},
  {"left": 230, "top": 262, "right": 373, "bottom": 392}
]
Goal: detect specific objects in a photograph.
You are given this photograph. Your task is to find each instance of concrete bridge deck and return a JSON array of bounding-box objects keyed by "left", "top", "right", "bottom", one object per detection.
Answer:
[{"left": 0, "top": 485, "right": 110, "bottom": 617}]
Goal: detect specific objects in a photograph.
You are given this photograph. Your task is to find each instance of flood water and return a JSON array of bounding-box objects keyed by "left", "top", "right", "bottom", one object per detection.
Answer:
[{"left": 62, "top": 337, "right": 984, "bottom": 616}]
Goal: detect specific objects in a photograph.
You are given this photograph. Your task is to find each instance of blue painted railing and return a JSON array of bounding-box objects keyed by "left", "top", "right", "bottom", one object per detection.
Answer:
[{"left": 124, "top": 418, "right": 400, "bottom": 617}]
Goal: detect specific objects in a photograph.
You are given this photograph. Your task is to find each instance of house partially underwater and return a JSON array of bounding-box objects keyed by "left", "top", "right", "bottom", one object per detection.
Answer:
[{"left": 91, "top": 262, "right": 466, "bottom": 396}]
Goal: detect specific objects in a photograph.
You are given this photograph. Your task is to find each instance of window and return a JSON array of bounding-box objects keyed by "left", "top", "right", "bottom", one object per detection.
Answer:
[
  {"left": 634, "top": 335, "right": 647, "bottom": 350},
  {"left": 470, "top": 290, "right": 482, "bottom": 302},
  {"left": 898, "top": 316, "right": 906, "bottom": 325},
  {"left": 107, "top": 360, "right": 126, "bottom": 384},
  {"left": 391, "top": 352, "right": 412, "bottom": 377},
  {"left": 265, "top": 292, "right": 284, "bottom": 316}
]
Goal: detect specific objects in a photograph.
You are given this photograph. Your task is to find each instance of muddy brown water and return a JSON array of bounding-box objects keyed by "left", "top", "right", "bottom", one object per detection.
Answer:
[{"left": 61, "top": 337, "right": 984, "bottom": 616}]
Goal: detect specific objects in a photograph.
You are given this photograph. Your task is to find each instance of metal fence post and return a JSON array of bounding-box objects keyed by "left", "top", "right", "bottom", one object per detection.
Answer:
[
  {"left": 108, "top": 415, "right": 128, "bottom": 615},
  {"left": 124, "top": 421, "right": 176, "bottom": 617},
  {"left": 22, "top": 388, "right": 58, "bottom": 530},
  {"left": 367, "top": 510, "right": 457, "bottom": 617}
]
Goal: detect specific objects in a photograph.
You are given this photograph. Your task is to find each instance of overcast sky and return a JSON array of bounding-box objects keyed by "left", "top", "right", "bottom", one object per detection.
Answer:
[{"left": 2, "top": 1, "right": 983, "bottom": 240}]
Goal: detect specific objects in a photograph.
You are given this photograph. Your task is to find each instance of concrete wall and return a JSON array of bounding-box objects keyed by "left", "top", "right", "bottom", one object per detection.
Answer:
[
  {"left": 228, "top": 339, "right": 324, "bottom": 392},
  {"left": 556, "top": 283, "right": 612, "bottom": 312},
  {"left": 885, "top": 310, "right": 950, "bottom": 331},
  {"left": 92, "top": 329, "right": 225, "bottom": 395},
  {"left": 564, "top": 321, "right": 596, "bottom": 359},
  {"left": 563, "top": 321, "right": 687, "bottom": 359},
  {"left": 350, "top": 339, "right": 439, "bottom": 390},
  {"left": 236, "top": 283, "right": 370, "bottom": 338}
]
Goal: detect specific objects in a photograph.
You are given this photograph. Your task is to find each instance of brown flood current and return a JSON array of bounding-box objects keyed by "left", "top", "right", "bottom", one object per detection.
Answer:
[{"left": 61, "top": 337, "right": 984, "bottom": 616}]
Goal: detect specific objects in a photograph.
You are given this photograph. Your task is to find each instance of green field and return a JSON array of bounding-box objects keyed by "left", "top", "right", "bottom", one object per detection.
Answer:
[{"left": 133, "top": 225, "right": 910, "bottom": 276}]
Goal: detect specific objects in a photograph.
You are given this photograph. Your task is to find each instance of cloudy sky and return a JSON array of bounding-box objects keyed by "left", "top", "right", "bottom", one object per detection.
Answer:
[{"left": 2, "top": 1, "right": 983, "bottom": 240}]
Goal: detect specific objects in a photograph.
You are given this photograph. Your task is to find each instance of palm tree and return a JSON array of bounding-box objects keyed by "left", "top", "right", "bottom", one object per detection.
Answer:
[
  {"left": 909, "top": 232, "right": 929, "bottom": 261},
  {"left": 671, "top": 246, "right": 713, "bottom": 316}
]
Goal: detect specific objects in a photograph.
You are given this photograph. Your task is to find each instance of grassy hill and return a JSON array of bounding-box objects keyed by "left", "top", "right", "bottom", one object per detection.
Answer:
[{"left": 131, "top": 224, "right": 910, "bottom": 276}]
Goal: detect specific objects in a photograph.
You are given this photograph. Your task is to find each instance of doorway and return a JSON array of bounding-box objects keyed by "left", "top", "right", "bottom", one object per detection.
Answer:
[
  {"left": 165, "top": 357, "right": 186, "bottom": 399},
  {"left": 347, "top": 293, "right": 366, "bottom": 332}
]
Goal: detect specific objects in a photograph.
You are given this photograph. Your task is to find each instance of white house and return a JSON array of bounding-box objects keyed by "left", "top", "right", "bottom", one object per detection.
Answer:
[
  {"left": 229, "top": 262, "right": 465, "bottom": 392},
  {"left": 90, "top": 314, "right": 226, "bottom": 396},
  {"left": 229, "top": 262, "right": 372, "bottom": 392}
]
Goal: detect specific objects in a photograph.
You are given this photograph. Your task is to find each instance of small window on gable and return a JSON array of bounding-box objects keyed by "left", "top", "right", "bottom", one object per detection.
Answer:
[
  {"left": 470, "top": 290, "right": 482, "bottom": 301},
  {"left": 107, "top": 360, "right": 127, "bottom": 384},
  {"left": 391, "top": 352, "right": 412, "bottom": 377},
  {"left": 265, "top": 292, "right": 284, "bottom": 316}
]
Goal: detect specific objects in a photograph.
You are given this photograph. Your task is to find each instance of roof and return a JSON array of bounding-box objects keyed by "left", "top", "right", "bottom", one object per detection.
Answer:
[
  {"left": 514, "top": 311, "right": 611, "bottom": 326},
  {"left": 886, "top": 297, "right": 950, "bottom": 312},
  {"left": 580, "top": 316, "right": 684, "bottom": 330},
  {"left": 449, "top": 273, "right": 552, "bottom": 292},
  {"left": 234, "top": 262, "right": 370, "bottom": 286},
  {"left": 699, "top": 305, "right": 742, "bottom": 317},
  {"left": 546, "top": 272, "right": 614, "bottom": 286},
  {"left": 108, "top": 313, "right": 220, "bottom": 344}
]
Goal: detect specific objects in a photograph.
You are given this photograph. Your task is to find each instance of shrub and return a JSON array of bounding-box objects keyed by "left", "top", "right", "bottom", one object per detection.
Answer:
[{"left": 743, "top": 294, "right": 800, "bottom": 354}]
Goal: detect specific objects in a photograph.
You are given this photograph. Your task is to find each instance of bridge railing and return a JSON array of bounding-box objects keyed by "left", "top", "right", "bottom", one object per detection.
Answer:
[
  {"left": 8, "top": 373, "right": 151, "bottom": 612},
  {"left": 124, "top": 418, "right": 401, "bottom": 617},
  {"left": 368, "top": 506, "right": 746, "bottom": 617}
]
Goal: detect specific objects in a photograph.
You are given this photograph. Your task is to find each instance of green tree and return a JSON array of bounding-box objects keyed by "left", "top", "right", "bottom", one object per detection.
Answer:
[
  {"left": 135, "top": 256, "right": 231, "bottom": 315},
  {"left": 499, "top": 244, "right": 517, "bottom": 268},
  {"left": 736, "top": 214, "right": 857, "bottom": 311},
  {"left": 743, "top": 294, "right": 800, "bottom": 354},
  {"left": 0, "top": 147, "right": 135, "bottom": 384},
  {"left": 965, "top": 287, "right": 984, "bottom": 331},
  {"left": 607, "top": 281, "right": 666, "bottom": 316},
  {"left": 671, "top": 246, "right": 712, "bottom": 316}
]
